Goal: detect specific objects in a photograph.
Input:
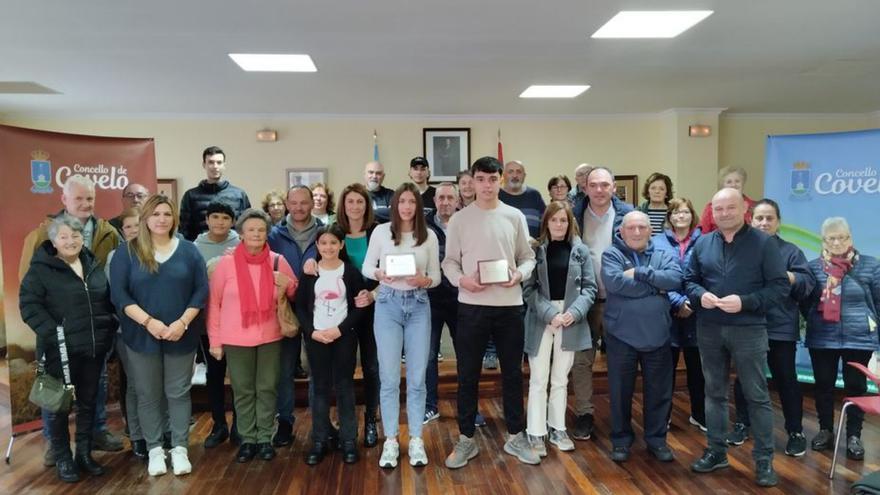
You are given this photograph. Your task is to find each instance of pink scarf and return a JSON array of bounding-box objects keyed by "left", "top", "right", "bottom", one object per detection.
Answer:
[{"left": 233, "top": 243, "right": 275, "bottom": 327}]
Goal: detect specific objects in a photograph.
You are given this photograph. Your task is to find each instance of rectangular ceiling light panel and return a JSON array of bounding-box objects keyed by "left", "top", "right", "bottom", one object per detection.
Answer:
[
  {"left": 228, "top": 53, "right": 317, "bottom": 72},
  {"left": 519, "top": 85, "right": 590, "bottom": 98},
  {"left": 591, "top": 10, "right": 713, "bottom": 38}
]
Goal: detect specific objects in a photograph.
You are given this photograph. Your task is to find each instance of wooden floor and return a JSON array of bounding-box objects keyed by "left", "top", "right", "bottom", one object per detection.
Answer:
[{"left": 1, "top": 360, "right": 879, "bottom": 494}]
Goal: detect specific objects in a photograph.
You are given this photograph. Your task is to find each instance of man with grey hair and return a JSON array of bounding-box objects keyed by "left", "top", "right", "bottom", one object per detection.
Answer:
[
  {"left": 499, "top": 160, "right": 545, "bottom": 240},
  {"left": 567, "top": 163, "right": 592, "bottom": 205},
  {"left": 19, "top": 174, "right": 125, "bottom": 461},
  {"left": 601, "top": 211, "right": 682, "bottom": 463},
  {"left": 684, "top": 188, "right": 788, "bottom": 487},
  {"left": 110, "top": 182, "right": 150, "bottom": 235},
  {"left": 364, "top": 161, "right": 394, "bottom": 208}
]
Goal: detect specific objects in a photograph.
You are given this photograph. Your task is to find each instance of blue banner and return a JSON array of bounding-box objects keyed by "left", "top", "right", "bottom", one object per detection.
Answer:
[{"left": 765, "top": 128, "right": 880, "bottom": 386}]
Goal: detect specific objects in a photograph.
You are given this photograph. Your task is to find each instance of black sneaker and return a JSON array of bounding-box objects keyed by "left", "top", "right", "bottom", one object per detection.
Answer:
[
  {"left": 571, "top": 413, "right": 594, "bottom": 441},
  {"left": 784, "top": 431, "right": 806, "bottom": 457},
  {"left": 272, "top": 419, "right": 293, "bottom": 447},
  {"left": 610, "top": 446, "right": 630, "bottom": 462},
  {"left": 846, "top": 435, "right": 865, "bottom": 460},
  {"left": 725, "top": 422, "right": 749, "bottom": 446},
  {"left": 811, "top": 429, "right": 833, "bottom": 451},
  {"left": 691, "top": 449, "right": 730, "bottom": 473},
  {"left": 755, "top": 459, "right": 778, "bottom": 487}
]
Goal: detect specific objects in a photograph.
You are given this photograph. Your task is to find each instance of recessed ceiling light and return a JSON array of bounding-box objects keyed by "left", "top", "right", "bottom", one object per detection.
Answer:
[
  {"left": 228, "top": 53, "right": 317, "bottom": 72},
  {"left": 519, "top": 85, "right": 590, "bottom": 98},
  {"left": 591, "top": 10, "right": 713, "bottom": 39}
]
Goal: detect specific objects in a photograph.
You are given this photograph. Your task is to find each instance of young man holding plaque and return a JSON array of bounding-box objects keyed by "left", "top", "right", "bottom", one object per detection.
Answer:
[{"left": 442, "top": 156, "right": 539, "bottom": 469}]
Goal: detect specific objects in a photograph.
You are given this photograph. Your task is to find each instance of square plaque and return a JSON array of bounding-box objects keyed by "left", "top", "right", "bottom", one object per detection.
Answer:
[
  {"left": 477, "top": 259, "right": 510, "bottom": 285},
  {"left": 385, "top": 253, "right": 417, "bottom": 277}
]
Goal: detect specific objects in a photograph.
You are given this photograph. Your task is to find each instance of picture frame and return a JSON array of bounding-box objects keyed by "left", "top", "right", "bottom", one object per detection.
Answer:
[
  {"left": 286, "top": 168, "right": 328, "bottom": 189},
  {"left": 614, "top": 174, "right": 638, "bottom": 206},
  {"left": 157, "top": 178, "right": 178, "bottom": 205},
  {"left": 423, "top": 128, "right": 470, "bottom": 182}
]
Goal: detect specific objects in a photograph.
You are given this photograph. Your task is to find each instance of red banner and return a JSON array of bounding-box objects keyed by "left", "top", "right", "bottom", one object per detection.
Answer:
[{"left": 0, "top": 124, "right": 156, "bottom": 427}]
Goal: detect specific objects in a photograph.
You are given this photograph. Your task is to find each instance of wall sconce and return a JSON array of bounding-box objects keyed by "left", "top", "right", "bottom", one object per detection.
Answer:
[
  {"left": 688, "top": 124, "right": 712, "bottom": 137},
  {"left": 256, "top": 129, "right": 277, "bottom": 142}
]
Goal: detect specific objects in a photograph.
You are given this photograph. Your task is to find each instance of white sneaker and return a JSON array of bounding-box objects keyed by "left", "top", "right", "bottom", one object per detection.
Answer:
[
  {"left": 191, "top": 362, "right": 207, "bottom": 385},
  {"left": 169, "top": 446, "right": 192, "bottom": 475},
  {"left": 409, "top": 437, "right": 428, "bottom": 467},
  {"left": 148, "top": 446, "right": 166, "bottom": 476},
  {"left": 379, "top": 439, "right": 399, "bottom": 468}
]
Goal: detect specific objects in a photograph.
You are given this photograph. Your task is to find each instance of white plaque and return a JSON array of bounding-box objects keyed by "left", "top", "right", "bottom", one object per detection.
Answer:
[
  {"left": 478, "top": 259, "right": 510, "bottom": 285},
  {"left": 385, "top": 253, "right": 417, "bottom": 277}
]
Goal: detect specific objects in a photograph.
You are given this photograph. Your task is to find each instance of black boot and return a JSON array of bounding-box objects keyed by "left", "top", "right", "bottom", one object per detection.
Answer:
[
  {"left": 364, "top": 412, "right": 378, "bottom": 448},
  {"left": 131, "top": 439, "right": 148, "bottom": 460},
  {"left": 304, "top": 441, "right": 328, "bottom": 465},
  {"left": 75, "top": 441, "right": 105, "bottom": 476},
  {"left": 55, "top": 456, "right": 80, "bottom": 483},
  {"left": 203, "top": 423, "right": 229, "bottom": 449},
  {"left": 272, "top": 419, "right": 293, "bottom": 447}
]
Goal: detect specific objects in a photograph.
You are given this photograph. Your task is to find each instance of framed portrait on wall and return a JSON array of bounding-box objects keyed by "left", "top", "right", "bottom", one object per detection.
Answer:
[
  {"left": 614, "top": 174, "right": 638, "bottom": 206},
  {"left": 423, "top": 128, "right": 470, "bottom": 182},
  {"left": 286, "top": 168, "right": 328, "bottom": 189},
  {"left": 157, "top": 178, "right": 178, "bottom": 205}
]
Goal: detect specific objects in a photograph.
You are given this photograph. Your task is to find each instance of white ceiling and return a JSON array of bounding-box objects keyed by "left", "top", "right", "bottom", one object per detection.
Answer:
[{"left": 2, "top": 0, "right": 879, "bottom": 116}]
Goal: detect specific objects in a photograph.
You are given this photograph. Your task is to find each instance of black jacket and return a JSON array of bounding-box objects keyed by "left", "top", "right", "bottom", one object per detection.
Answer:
[
  {"left": 179, "top": 180, "right": 251, "bottom": 241},
  {"left": 19, "top": 240, "right": 116, "bottom": 373},
  {"left": 684, "top": 224, "right": 789, "bottom": 326},
  {"left": 295, "top": 261, "right": 367, "bottom": 337}
]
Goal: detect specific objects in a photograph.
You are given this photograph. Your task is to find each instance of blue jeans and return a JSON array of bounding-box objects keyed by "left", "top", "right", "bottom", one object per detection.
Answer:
[
  {"left": 374, "top": 286, "right": 431, "bottom": 438},
  {"left": 697, "top": 322, "right": 774, "bottom": 462}
]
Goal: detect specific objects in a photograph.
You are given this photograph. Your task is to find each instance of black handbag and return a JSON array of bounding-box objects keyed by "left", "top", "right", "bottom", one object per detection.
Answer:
[{"left": 28, "top": 324, "right": 75, "bottom": 413}]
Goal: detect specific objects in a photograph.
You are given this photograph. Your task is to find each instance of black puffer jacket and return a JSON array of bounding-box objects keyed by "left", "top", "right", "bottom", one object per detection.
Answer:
[
  {"left": 19, "top": 240, "right": 116, "bottom": 372},
  {"left": 179, "top": 180, "right": 251, "bottom": 240}
]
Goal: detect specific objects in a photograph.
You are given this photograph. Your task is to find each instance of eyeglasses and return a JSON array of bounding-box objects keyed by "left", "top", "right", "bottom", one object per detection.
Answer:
[
  {"left": 123, "top": 193, "right": 149, "bottom": 200},
  {"left": 670, "top": 210, "right": 692, "bottom": 217},
  {"left": 824, "top": 234, "right": 851, "bottom": 244},
  {"left": 550, "top": 184, "right": 569, "bottom": 190}
]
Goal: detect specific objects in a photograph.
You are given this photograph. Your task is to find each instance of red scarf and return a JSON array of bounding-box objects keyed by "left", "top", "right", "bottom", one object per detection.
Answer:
[
  {"left": 233, "top": 243, "right": 275, "bottom": 327},
  {"left": 819, "top": 248, "right": 855, "bottom": 323}
]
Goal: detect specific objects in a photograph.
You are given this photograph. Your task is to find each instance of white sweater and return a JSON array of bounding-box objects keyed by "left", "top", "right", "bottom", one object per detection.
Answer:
[
  {"left": 361, "top": 222, "right": 441, "bottom": 291},
  {"left": 441, "top": 201, "right": 536, "bottom": 306}
]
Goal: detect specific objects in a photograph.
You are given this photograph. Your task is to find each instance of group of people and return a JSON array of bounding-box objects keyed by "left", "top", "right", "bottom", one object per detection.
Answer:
[{"left": 18, "top": 146, "right": 879, "bottom": 489}]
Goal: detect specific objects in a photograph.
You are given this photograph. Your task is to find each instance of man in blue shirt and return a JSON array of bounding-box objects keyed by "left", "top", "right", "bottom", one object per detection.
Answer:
[{"left": 498, "top": 160, "right": 546, "bottom": 240}]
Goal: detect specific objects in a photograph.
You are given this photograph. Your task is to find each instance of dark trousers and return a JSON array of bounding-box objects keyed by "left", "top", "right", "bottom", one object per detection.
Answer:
[
  {"left": 426, "top": 292, "right": 458, "bottom": 412},
  {"left": 606, "top": 334, "right": 673, "bottom": 449},
  {"left": 670, "top": 345, "right": 705, "bottom": 425},
  {"left": 456, "top": 303, "right": 525, "bottom": 438},
  {"left": 356, "top": 305, "right": 380, "bottom": 419},
  {"left": 734, "top": 339, "right": 802, "bottom": 433},
  {"left": 306, "top": 331, "right": 358, "bottom": 442},
  {"left": 200, "top": 335, "right": 236, "bottom": 429},
  {"left": 809, "top": 347, "right": 873, "bottom": 437},
  {"left": 276, "top": 334, "right": 302, "bottom": 423},
  {"left": 697, "top": 323, "right": 774, "bottom": 462},
  {"left": 48, "top": 353, "right": 105, "bottom": 459}
]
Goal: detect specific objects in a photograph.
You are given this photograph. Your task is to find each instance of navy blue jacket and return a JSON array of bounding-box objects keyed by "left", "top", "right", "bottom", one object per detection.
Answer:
[
  {"left": 572, "top": 194, "right": 634, "bottom": 239},
  {"left": 426, "top": 211, "right": 456, "bottom": 299},
  {"left": 803, "top": 252, "right": 880, "bottom": 351},
  {"left": 765, "top": 236, "right": 814, "bottom": 341},
  {"left": 267, "top": 218, "right": 323, "bottom": 280},
  {"left": 179, "top": 180, "right": 251, "bottom": 241},
  {"left": 652, "top": 228, "right": 701, "bottom": 347},
  {"left": 684, "top": 224, "right": 789, "bottom": 327},
  {"left": 601, "top": 235, "right": 683, "bottom": 351}
]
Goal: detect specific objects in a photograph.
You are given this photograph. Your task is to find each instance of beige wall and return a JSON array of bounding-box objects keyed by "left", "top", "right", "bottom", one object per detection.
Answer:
[{"left": 2, "top": 113, "right": 878, "bottom": 210}]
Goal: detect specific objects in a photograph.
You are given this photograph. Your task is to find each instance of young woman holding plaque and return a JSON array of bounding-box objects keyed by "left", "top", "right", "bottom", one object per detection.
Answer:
[{"left": 362, "top": 182, "right": 441, "bottom": 469}]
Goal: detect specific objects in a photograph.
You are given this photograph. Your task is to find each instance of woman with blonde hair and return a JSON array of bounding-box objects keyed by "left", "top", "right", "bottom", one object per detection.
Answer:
[{"left": 110, "top": 195, "right": 209, "bottom": 477}]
